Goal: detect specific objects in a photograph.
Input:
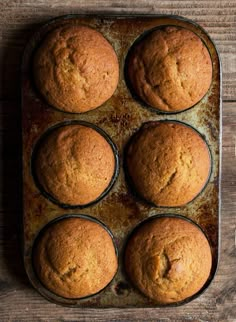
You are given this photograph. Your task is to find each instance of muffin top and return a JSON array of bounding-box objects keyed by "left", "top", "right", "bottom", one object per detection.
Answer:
[
  {"left": 34, "top": 217, "right": 118, "bottom": 298},
  {"left": 126, "top": 121, "right": 211, "bottom": 207},
  {"left": 34, "top": 124, "right": 116, "bottom": 206},
  {"left": 33, "top": 25, "right": 119, "bottom": 113},
  {"left": 125, "top": 216, "right": 212, "bottom": 304},
  {"left": 126, "top": 26, "right": 212, "bottom": 112}
]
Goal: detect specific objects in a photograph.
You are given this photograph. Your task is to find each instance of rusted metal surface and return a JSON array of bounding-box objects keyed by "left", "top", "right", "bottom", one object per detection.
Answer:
[{"left": 22, "top": 14, "right": 221, "bottom": 307}]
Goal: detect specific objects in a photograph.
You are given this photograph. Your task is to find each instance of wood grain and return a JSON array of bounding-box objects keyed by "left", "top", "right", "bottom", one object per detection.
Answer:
[{"left": 0, "top": 1, "right": 235, "bottom": 321}]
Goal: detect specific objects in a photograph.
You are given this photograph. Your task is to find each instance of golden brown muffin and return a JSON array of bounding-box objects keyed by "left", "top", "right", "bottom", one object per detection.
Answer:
[
  {"left": 126, "top": 121, "right": 211, "bottom": 207},
  {"left": 33, "top": 25, "right": 119, "bottom": 113},
  {"left": 34, "top": 217, "right": 118, "bottom": 298},
  {"left": 34, "top": 123, "right": 116, "bottom": 206},
  {"left": 127, "top": 26, "right": 212, "bottom": 112},
  {"left": 125, "top": 216, "right": 212, "bottom": 304}
]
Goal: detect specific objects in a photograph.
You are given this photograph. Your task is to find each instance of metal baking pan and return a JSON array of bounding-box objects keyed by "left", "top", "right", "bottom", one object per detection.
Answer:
[{"left": 22, "top": 14, "right": 221, "bottom": 307}]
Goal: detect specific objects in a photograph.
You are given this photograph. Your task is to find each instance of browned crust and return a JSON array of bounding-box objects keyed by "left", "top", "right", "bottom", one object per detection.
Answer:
[
  {"left": 127, "top": 26, "right": 212, "bottom": 112},
  {"left": 125, "top": 217, "right": 212, "bottom": 303},
  {"left": 33, "top": 25, "right": 119, "bottom": 113},
  {"left": 35, "top": 124, "right": 115, "bottom": 205},
  {"left": 33, "top": 217, "right": 118, "bottom": 298},
  {"left": 126, "top": 121, "right": 211, "bottom": 207}
]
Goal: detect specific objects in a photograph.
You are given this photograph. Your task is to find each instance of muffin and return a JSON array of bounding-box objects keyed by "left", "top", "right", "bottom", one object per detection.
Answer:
[
  {"left": 126, "top": 26, "right": 212, "bottom": 112},
  {"left": 33, "top": 216, "right": 118, "bottom": 298},
  {"left": 125, "top": 121, "right": 211, "bottom": 207},
  {"left": 33, "top": 25, "right": 119, "bottom": 113},
  {"left": 34, "top": 123, "right": 116, "bottom": 206},
  {"left": 125, "top": 216, "right": 212, "bottom": 304}
]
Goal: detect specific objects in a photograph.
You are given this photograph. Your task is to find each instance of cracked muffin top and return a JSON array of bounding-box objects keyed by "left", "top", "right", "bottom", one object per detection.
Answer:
[
  {"left": 33, "top": 217, "right": 118, "bottom": 298},
  {"left": 125, "top": 216, "right": 212, "bottom": 304},
  {"left": 126, "top": 26, "right": 212, "bottom": 112},
  {"left": 34, "top": 123, "right": 116, "bottom": 206},
  {"left": 125, "top": 121, "right": 211, "bottom": 207},
  {"left": 33, "top": 25, "right": 119, "bottom": 113}
]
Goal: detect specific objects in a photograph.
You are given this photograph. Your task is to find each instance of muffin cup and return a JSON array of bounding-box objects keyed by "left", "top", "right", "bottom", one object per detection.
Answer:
[
  {"left": 31, "top": 24, "right": 119, "bottom": 114},
  {"left": 28, "top": 214, "right": 119, "bottom": 305},
  {"left": 124, "top": 120, "right": 213, "bottom": 208},
  {"left": 31, "top": 120, "right": 119, "bottom": 209},
  {"left": 124, "top": 24, "right": 213, "bottom": 115},
  {"left": 123, "top": 213, "right": 217, "bottom": 307}
]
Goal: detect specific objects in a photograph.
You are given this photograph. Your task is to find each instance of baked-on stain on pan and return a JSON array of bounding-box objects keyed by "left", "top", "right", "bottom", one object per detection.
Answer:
[{"left": 22, "top": 14, "right": 221, "bottom": 307}]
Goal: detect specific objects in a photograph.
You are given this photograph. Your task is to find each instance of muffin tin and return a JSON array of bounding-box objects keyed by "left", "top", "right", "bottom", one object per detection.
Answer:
[{"left": 22, "top": 14, "right": 221, "bottom": 307}]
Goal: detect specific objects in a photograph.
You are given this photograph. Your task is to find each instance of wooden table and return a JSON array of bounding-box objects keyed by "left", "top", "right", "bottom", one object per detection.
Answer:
[{"left": 0, "top": 1, "right": 235, "bottom": 321}]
